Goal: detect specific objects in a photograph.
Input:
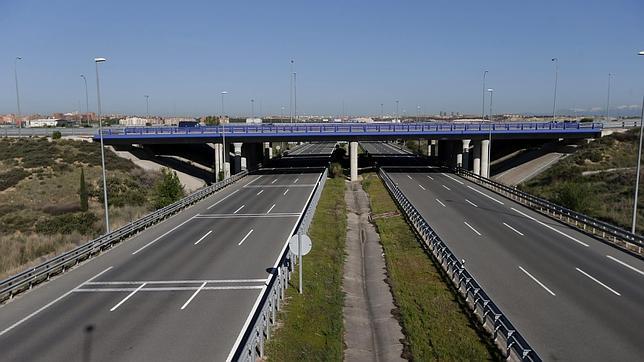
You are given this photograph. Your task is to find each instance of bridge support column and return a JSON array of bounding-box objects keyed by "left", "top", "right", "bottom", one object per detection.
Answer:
[
  {"left": 350, "top": 141, "right": 358, "bottom": 182},
  {"left": 213, "top": 143, "right": 221, "bottom": 182},
  {"left": 263, "top": 142, "right": 272, "bottom": 164},
  {"left": 473, "top": 141, "right": 481, "bottom": 175},
  {"left": 430, "top": 140, "right": 438, "bottom": 159},
  {"left": 481, "top": 139, "right": 490, "bottom": 178},
  {"left": 232, "top": 142, "right": 243, "bottom": 174},
  {"left": 461, "top": 139, "right": 471, "bottom": 170}
]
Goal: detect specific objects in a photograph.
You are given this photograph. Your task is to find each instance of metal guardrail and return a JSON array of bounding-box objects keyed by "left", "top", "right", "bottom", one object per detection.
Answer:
[
  {"left": 0, "top": 171, "right": 248, "bottom": 304},
  {"left": 235, "top": 168, "right": 328, "bottom": 361},
  {"left": 378, "top": 168, "right": 540, "bottom": 361},
  {"left": 96, "top": 121, "right": 603, "bottom": 139},
  {"left": 455, "top": 168, "right": 644, "bottom": 256}
]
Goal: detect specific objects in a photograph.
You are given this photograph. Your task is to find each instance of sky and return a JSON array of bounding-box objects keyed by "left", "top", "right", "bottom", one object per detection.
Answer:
[{"left": 1, "top": 0, "right": 643, "bottom": 117}]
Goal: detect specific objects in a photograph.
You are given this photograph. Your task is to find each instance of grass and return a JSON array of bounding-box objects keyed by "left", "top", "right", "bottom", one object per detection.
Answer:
[
  {"left": 520, "top": 129, "right": 644, "bottom": 233},
  {"left": 362, "top": 173, "right": 498, "bottom": 361},
  {"left": 265, "top": 177, "right": 347, "bottom": 361}
]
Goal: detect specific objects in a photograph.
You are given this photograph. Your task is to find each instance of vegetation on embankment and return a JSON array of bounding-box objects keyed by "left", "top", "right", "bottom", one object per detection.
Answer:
[
  {"left": 0, "top": 137, "right": 185, "bottom": 278},
  {"left": 362, "top": 173, "right": 498, "bottom": 361},
  {"left": 519, "top": 129, "right": 644, "bottom": 233},
  {"left": 265, "top": 177, "right": 347, "bottom": 360}
]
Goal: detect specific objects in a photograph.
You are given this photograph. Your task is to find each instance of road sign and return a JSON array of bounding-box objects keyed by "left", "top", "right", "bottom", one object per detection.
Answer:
[{"left": 289, "top": 234, "right": 312, "bottom": 256}]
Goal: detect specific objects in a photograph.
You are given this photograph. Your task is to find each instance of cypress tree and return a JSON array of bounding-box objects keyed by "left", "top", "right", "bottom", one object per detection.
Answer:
[{"left": 79, "top": 168, "right": 88, "bottom": 211}]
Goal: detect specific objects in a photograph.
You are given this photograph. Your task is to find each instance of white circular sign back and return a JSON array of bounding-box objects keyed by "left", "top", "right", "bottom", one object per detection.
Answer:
[{"left": 289, "top": 234, "right": 312, "bottom": 256}]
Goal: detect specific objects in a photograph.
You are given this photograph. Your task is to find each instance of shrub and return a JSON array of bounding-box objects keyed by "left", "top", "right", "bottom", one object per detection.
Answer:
[
  {"left": 554, "top": 182, "right": 596, "bottom": 214},
  {"left": 0, "top": 168, "right": 30, "bottom": 190},
  {"left": 52, "top": 131, "right": 62, "bottom": 139},
  {"left": 35, "top": 211, "right": 98, "bottom": 235},
  {"left": 151, "top": 168, "right": 185, "bottom": 209},
  {"left": 329, "top": 162, "right": 343, "bottom": 178}
]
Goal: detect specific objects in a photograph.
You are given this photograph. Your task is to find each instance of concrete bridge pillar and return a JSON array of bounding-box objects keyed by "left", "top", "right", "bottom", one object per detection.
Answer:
[
  {"left": 430, "top": 140, "right": 438, "bottom": 159},
  {"left": 350, "top": 141, "right": 358, "bottom": 181},
  {"left": 232, "top": 142, "right": 244, "bottom": 174},
  {"left": 263, "top": 142, "right": 272, "bottom": 164},
  {"left": 481, "top": 139, "right": 490, "bottom": 178},
  {"left": 461, "top": 139, "right": 471, "bottom": 170},
  {"left": 213, "top": 143, "right": 221, "bottom": 182},
  {"left": 473, "top": 141, "right": 482, "bottom": 175}
]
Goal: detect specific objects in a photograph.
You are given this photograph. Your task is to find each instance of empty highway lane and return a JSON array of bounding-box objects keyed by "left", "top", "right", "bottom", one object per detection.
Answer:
[
  {"left": 387, "top": 168, "right": 644, "bottom": 361},
  {"left": 360, "top": 141, "right": 409, "bottom": 155},
  {"left": 287, "top": 141, "right": 337, "bottom": 155},
  {"left": 0, "top": 170, "right": 322, "bottom": 362}
]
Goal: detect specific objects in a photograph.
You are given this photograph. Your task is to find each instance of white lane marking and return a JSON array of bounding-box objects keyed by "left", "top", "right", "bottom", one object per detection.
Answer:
[
  {"left": 465, "top": 199, "right": 478, "bottom": 208},
  {"left": 283, "top": 189, "right": 289, "bottom": 196},
  {"left": 76, "top": 286, "right": 264, "bottom": 292},
  {"left": 442, "top": 184, "right": 451, "bottom": 191},
  {"left": 86, "top": 279, "right": 267, "bottom": 285},
  {"left": 436, "top": 198, "right": 446, "bottom": 207},
  {"left": 238, "top": 229, "right": 254, "bottom": 246},
  {"left": 244, "top": 175, "right": 263, "bottom": 187},
  {"left": 466, "top": 185, "right": 505, "bottom": 205},
  {"left": 110, "top": 283, "right": 147, "bottom": 311},
  {"left": 294, "top": 178, "right": 299, "bottom": 184},
  {"left": 0, "top": 266, "right": 113, "bottom": 337},
  {"left": 180, "top": 281, "right": 207, "bottom": 310},
  {"left": 503, "top": 222, "right": 524, "bottom": 236},
  {"left": 233, "top": 205, "right": 245, "bottom": 214},
  {"left": 194, "top": 230, "right": 213, "bottom": 245},
  {"left": 418, "top": 184, "right": 426, "bottom": 191},
  {"left": 267, "top": 204, "right": 276, "bottom": 214},
  {"left": 442, "top": 173, "right": 464, "bottom": 184},
  {"left": 271, "top": 179, "right": 277, "bottom": 184},
  {"left": 195, "top": 213, "right": 299, "bottom": 219},
  {"left": 132, "top": 217, "right": 195, "bottom": 255},
  {"left": 207, "top": 189, "right": 240, "bottom": 209},
  {"left": 519, "top": 266, "right": 556, "bottom": 296},
  {"left": 256, "top": 190, "right": 264, "bottom": 196},
  {"left": 576, "top": 268, "right": 621, "bottom": 296},
  {"left": 427, "top": 175, "right": 434, "bottom": 180},
  {"left": 511, "top": 207, "right": 589, "bottom": 247},
  {"left": 464, "top": 221, "right": 482, "bottom": 236},
  {"left": 606, "top": 255, "right": 644, "bottom": 277},
  {"left": 407, "top": 175, "right": 413, "bottom": 180}
]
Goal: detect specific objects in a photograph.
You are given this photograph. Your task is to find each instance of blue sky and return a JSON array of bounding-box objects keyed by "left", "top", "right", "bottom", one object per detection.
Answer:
[{"left": 1, "top": 0, "right": 643, "bottom": 117}]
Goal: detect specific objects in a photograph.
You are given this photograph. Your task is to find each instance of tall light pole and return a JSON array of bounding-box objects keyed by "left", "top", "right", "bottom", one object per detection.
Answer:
[
  {"left": 14, "top": 57, "right": 22, "bottom": 131},
  {"left": 80, "top": 74, "right": 89, "bottom": 126},
  {"left": 632, "top": 51, "right": 644, "bottom": 234},
  {"left": 144, "top": 95, "right": 150, "bottom": 121},
  {"left": 482, "top": 70, "right": 488, "bottom": 120},
  {"left": 380, "top": 103, "right": 384, "bottom": 120},
  {"left": 94, "top": 57, "right": 110, "bottom": 233},
  {"left": 417, "top": 105, "right": 421, "bottom": 121},
  {"left": 251, "top": 98, "right": 255, "bottom": 119},
  {"left": 221, "top": 91, "right": 228, "bottom": 179},
  {"left": 395, "top": 100, "right": 399, "bottom": 120},
  {"left": 281, "top": 106, "right": 285, "bottom": 121},
  {"left": 293, "top": 72, "right": 297, "bottom": 123},
  {"left": 487, "top": 88, "right": 494, "bottom": 178},
  {"left": 289, "top": 59, "right": 294, "bottom": 123},
  {"left": 551, "top": 58, "right": 558, "bottom": 121},
  {"left": 606, "top": 73, "right": 613, "bottom": 121}
]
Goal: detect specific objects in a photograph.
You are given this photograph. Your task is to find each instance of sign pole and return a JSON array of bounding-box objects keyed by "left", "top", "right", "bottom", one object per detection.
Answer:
[{"left": 298, "top": 233, "right": 303, "bottom": 294}]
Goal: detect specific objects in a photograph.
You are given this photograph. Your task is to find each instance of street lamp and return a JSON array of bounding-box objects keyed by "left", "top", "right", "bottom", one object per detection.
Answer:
[
  {"left": 144, "top": 95, "right": 150, "bottom": 122},
  {"left": 380, "top": 103, "right": 384, "bottom": 120},
  {"left": 551, "top": 58, "right": 558, "bottom": 122},
  {"left": 221, "top": 91, "right": 228, "bottom": 179},
  {"left": 632, "top": 51, "right": 644, "bottom": 234},
  {"left": 80, "top": 75, "right": 89, "bottom": 126},
  {"left": 251, "top": 98, "right": 255, "bottom": 119},
  {"left": 14, "top": 57, "right": 22, "bottom": 132},
  {"left": 94, "top": 57, "right": 110, "bottom": 233},
  {"left": 482, "top": 70, "right": 488, "bottom": 120},
  {"left": 487, "top": 88, "right": 494, "bottom": 178},
  {"left": 606, "top": 73, "right": 613, "bottom": 121},
  {"left": 417, "top": 105, "right": 421, "bottom": 121},
  {"left": 395, "top": 100, "right": 399, "bottom": 120},
  {"left": 293, "top": 72, "right": 297, "bottom": 123}
]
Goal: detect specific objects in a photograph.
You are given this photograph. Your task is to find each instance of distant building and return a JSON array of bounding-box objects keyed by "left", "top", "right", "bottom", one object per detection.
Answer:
[
  {"left": 119, "top": 117, "right": 149, "bottom": 126},
  {"left": 245, "top": 118, "right": 262, "bottom": 124},
  {"left": 27, "top": 118, "right": 68, "bottom": 127},
  {"left": 164, "top": 117, "right": 197, "bottom": 126}
]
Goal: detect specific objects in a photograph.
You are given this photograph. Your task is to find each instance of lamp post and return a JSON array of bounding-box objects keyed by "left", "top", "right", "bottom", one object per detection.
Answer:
[
  {"left": 395, "top": 100, "right": 399, "bottom": 120},
  {"left": 94, "top": 57, "right": 110, "bottom": 233},
  {"left": 144, "top": 95, "right": 150, "bottom": 122},
  {"left": 632, "top": 51, "right": 644, "bottom": 234},
  {"left": 289, "top": 59, "right": 294, "bottom": 123},
  {"left": 606, "top": 73, "right": 612, "bottom": 121},
  {"left": 417, "top": 105, "right": 421, "bottom": 122},
  {"left": 221, "top": 91, "right": 228, "bottom": 179},
  {"left": 80, "top": 75, "right": 89, "bottom": 126},
  {"left": 482, "top": 70, "right": 488, "bottom": 120},
  {"left": 14, "top": 57, "right": 22, "bottom": 132},
  {"left": 293, "top": 72, "right": 297, "bottom": 123},
  {"left": 251, "top": 98, "right": 255, "bottom": 119},
  {"left": 551, "top": 58, "right": 558, "bottom": 122},
  {"left": 380, "top": 103, "right": 384, "bottom": 120},
  {"left": 487, "top": 88, "right": 494, "bottom": 178}
]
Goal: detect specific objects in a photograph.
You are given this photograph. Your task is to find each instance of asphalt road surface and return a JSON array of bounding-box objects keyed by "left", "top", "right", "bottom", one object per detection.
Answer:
[
  {"left": 287, "top": 141, "right": 337, "bottom": 155},
  {"left": 360, "top": 141, "right": 409, "bottom": 155},
  {"left": 0, "top": 169, "right": 322, "bottom": 362},
  {"left": 387, "top": 167, "right": 644, "bottom": 361}
]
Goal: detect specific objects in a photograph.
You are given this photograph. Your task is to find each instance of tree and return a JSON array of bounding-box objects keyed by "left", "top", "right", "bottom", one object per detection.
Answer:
[
  {"left": 152, "top": 168, "right": 185, "bottom": 209},
  {"left": 79, "top": 168, "right": 88, "bottom": 211},
  {"left": 52, "top": 131, "right": 62, "bottom": 139}
]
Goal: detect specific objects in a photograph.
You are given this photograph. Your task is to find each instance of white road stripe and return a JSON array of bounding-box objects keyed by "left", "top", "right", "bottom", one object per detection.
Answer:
[
  {"left": 194, "top": 230, "right": 213, "bottom": 245},
  {"left": 576, "top": 268, "right": 621, "bottom": 296},
  {"left": 233, "top": 205, "right": 245, "bottom": 214},
  {"left": 256, "top": 190, "right": 264, "bottom": 196},
  {"left": 0, "top": 266, "right": 113, "bottom": 337},
  {"left": 407, "top": 175, "right": 413, "bottom": 180},
  {"left": 132, "top": 217, "right": 195, "bottom": 255},
  {"left": 442, "top": 173, "right": 464, "bottom": 184},
  {"left": 75, "top": 286, "right": 264, "bottom": 292},
  {"left": 606, "top": 255, "right": 644, "bottom": 277},
  {"left": 267, "top": 204, "right": 276, "bottom": 214},
  {"left": 436, "top": 198, "right": 446, "bottom": 207},
  {"left": 511, "top": 207, "right": 589, "bottom": 247},
  {"left": 244, "top": 175, "right": 263, "bottom": 187},
  {"left": 294, "top": 178, "right": 299, "bottom": 184},
  {"left": 283, "top": 189, "right": 289, "bottom": 196},
  {"left": 466, "top": 185, "right": 504, "bottom": 205},
  {"left": 180, "top": 281, "right": 207, "bottom": 310},
  {"left": 519, "top": 266, "right": 556, "bottom": 296},
  {"left": 465, "top": 199, "right": 478, "bottom": 208},
  {"left": 238, "top": 229, "right": 254, "bottom": 246},
  {"left": 418, "top": 184, "right": 426, "bottom": 191},
  {"left": 464, "top": 221, "right": 482, "bottom": 236},
  {"left": 442, "top": 184, "right": 451, "bottom": 191},
  {"left": 86, "top": 279, "right": 267, "bottom": 285},
  {"left": 207, "top": 189, "right": 240, "bottom": 209},
  {"left": 427, "top": 175, "right": 434, "bottom": 180},
  {"left": 110, "top": 283, "right": 147, "bottom": 311},
  {"left": 195, "top": 213, "right": 299, "bottom": 219},
  {"left": 503, "top": 222, "right": 524, "bottom": 236},
  {"left": 271, "top": 179, "right": 277, "bottom": 184}
]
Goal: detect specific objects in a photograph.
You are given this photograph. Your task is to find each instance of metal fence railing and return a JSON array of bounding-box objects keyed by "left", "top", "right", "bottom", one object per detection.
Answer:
[
  {"left": 233, "top": 168, "right": 327, "bottom": 362},
  {"left": 0, "top": 171, "right": 248, "bottom": 304},
  {"left": 455, "top": 168, "right": 644, "bottom": 256},
  {"left": 378, "top": 168, "right": 540, "bottom": 361}
]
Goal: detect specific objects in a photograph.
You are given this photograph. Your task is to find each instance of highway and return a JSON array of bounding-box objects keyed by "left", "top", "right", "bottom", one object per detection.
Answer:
[
  {"left": 0, "top": 169, "right": 322, "bottom": 361},
  {"left": 287, "top": 141, "right": 337, "bottom": 155},
  {"left": 387, "top": 167, "right": 644, "bottom": 361},
  {"left": 360, "top": 141, "right": 409, "bottom": 155}
]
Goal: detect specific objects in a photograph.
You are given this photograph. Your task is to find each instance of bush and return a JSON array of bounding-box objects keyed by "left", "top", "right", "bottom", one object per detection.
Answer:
[
  {"left": 151, "top": 168, "right": 185, "bottom": 209},
  {"left": 554, "top": 182, "right": 596, "bottom": 214},
  {"left": 35, "top": 211, "right": 98, "bottom": 235},
  {"left": 52, "top": 131, "right": 62, "bottom": 139},
  {"left": 329, "top": 162, "right": 343, "bottom": 178},
  {"left": 0, "top": 168, "right": 30, "bottom": 191}
]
